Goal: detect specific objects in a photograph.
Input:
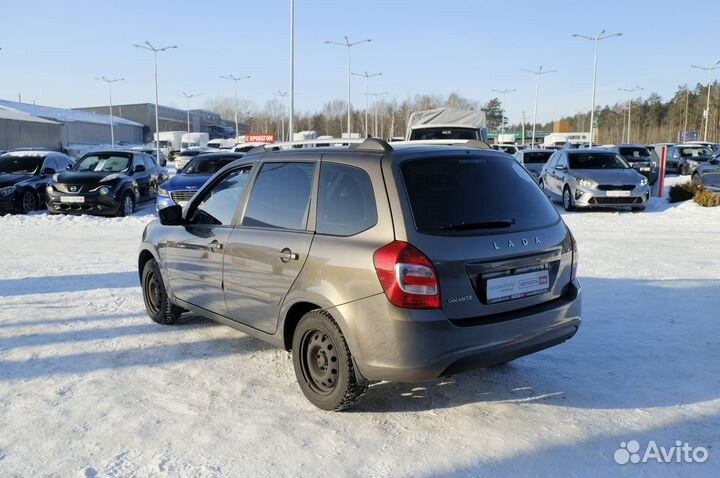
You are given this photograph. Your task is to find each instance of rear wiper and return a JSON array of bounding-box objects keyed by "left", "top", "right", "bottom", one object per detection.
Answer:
[{"left": 440, "top": 219, "right": 516, "bottom": 231}]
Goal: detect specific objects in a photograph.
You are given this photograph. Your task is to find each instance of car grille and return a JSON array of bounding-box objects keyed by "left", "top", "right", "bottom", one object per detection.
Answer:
[
  {"left": 597, "top": 184, "right": 636, "bottom": 191},
  {"left": 590, "top": 197, "right": 643, "bottom": 205},
  {"left": 55, "top": 184, "right": 84, "bottom": 193},
  {"left": 170, "top": 190, "right": 197, "bottom": 204}
]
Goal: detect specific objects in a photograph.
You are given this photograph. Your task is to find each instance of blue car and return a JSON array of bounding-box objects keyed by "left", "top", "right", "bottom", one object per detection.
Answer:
[{"left": 156, "top": 152, "right": 245, "bottom": 210}]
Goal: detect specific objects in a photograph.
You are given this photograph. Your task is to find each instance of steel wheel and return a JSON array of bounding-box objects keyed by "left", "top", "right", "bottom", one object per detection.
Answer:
[
  {"left": 21, "top": 190, "right": 36, "bottom": 214},
  {"left": 563, "top": 187, "right": 573, "bottom": 211},
  {"left": 300, "top": 328, "right": 339, "bottom": 395},
  {"left": 143, "top": 267, "right": 162, "bottom": 316}
]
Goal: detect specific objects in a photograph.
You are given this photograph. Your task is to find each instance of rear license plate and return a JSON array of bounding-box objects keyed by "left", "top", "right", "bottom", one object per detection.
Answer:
[
  {"left": 640, "top": 167, "right": 650, "bottom": 172},
  {"left": 60, "top": 196, "right": 84, "bottom": 203},
  {"left": 606, "top": 190, "right": 631, "bottom": 197},
  {"left": 486, "top": 269, "right": 550, "bottom": 304}
]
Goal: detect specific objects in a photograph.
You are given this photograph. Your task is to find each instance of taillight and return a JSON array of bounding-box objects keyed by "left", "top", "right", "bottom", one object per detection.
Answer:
[
  {"left": 373, "top": 241, "right": 440, "bottom": 309},
  {"left": 569, "top": 228, "right": 578, "bottom": 281}
]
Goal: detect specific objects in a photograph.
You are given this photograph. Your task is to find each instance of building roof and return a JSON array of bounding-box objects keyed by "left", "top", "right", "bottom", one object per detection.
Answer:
[
  {"left": 0, "top": 106, "right": 62, "bottom": 125},
  {"left": 0, "top": 99, "right": 144, "bottom": 128}
]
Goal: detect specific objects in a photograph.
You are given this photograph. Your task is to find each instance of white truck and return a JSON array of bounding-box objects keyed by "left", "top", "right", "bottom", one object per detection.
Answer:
[
  {"left": 406, "top": 107, "right": 488, "bottom": 142},
  {"left": 181, "top": 132, "right": 209, "bottom": 150},
  {"left": 154, "top": 131, "right": 186, "bottom": 156}
]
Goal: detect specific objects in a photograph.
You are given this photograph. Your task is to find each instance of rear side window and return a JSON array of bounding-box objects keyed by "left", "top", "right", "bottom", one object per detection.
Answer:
[
  {"left": 242, "top": 162, "right": 315, "bottom": 230},
  {"left": 317, "top": 163, "right": 377, "bottom": 236},
  {"left": 400, "top": 155, "right": 559, "bottom": 235}
]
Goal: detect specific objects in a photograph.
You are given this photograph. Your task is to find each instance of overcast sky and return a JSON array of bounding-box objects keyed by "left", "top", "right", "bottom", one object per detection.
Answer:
[{"left": 2, "top": 0, "right": 720, "bottom": 123}]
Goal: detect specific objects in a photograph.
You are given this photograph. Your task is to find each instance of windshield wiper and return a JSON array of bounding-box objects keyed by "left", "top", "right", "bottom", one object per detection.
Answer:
[{"left": 440, "top": 219, "right": 516, "bottom": 231}]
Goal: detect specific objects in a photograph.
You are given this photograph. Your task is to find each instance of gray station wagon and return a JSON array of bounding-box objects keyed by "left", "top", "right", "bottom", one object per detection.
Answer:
[{"left": 138, "top": 138, "right": 582, "bottom": 410}]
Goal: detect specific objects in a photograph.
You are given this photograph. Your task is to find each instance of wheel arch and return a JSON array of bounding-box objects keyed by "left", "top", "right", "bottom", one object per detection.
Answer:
[{"left": 282, "top": 301, "right": 323, "bottom": 351}]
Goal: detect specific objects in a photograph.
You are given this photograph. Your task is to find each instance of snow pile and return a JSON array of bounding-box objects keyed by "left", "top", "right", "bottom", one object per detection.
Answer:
[{"left": 0, "top": 195, "right": 718, "bottom": 477}]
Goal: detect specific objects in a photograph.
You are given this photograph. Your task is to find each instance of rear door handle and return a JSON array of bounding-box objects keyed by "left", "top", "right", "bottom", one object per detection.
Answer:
[
  {"left": 208, "top": 240, "right": 223, "bottom": 252},
  {"left": 277, "top": 248, "right": 298, "bottom": 262}
]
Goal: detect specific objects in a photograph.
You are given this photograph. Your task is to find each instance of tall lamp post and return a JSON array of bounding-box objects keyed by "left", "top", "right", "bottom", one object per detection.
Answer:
[
  {"left": 94, "top": 76, "right": 124, "bottom": 148},
  {"left": 324, "top": 36, "right": 372, "bottom": 138},
  {"left": 491, "top": 88, "right": 517, "bottom": 135},
  {"left": 289, "top": 0, "right": 295, "bottom": 141},
  {"left": 133, "top": 42, "right": 177, "bottom": 160},
  {"left": 179, "top": 92, "right": 203, "bottom": 133},
  {"left": 220, "top": 74, "right": 251, "bottom": 141},
  {"left": 275, "top": 91, "right": 289, "bottom": 141},
  {"left": 522, "top": 66, "right": 557, "bottom": 148},
  {"left": 366, "top": 91, "right": 388, "bottom": 137},
  {"left": 572, "top": 30, "right": 622, "bottom": 145},
  {"left": 352, "top": 71, "right": 382, "bottom": 136},
  {"left": 691, "top": 61, "right": 720, "bottom": 141},
  {"left": 619, "top": 86, "right": 643, "bottom": 143}
]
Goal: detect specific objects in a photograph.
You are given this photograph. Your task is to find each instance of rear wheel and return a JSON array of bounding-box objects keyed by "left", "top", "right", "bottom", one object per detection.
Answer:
[
  {"left": 118, "top": 192, "right": 134, "bottom": 217},
  {"left": 292, "top": 310, "right": 367, "bottom": 411},
  {"left": 19, "top": 190, "right": 37, "bottom": 214},
  {"left": 141, "top": 259, "right": 183, "bottom": 325},
  {"left": 692, "top": 173, "right": 702, "bottom": 186},
  {"left": 562, "top": 186, "right": 575, "bottom": 211}
]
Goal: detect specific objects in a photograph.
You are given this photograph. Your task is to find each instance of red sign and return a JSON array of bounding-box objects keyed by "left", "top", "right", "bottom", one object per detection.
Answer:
[{"left": 245, "top": 133, "right": 275, "bottom": 143}]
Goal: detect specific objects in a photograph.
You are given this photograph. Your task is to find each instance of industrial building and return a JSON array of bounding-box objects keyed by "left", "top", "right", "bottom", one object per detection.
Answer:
[
  {"left": 74, "top": 103, "right": 246, "bottom": 142},
  {"left": 0, "top": 99, "right": 144, "bottom": 150}
]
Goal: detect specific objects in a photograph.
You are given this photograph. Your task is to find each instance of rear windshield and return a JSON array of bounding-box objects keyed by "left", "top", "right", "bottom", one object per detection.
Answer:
[
  {"left": 409, "top": 128, "right": 479, "bottom": 141},
  {"left": 568, "top": 153, "right": 628, "bottom": 169},
  {"left": 523, "top": 151, "right": 553, "bottom": 164},
  {"left": 678, "top": 147, "right": 713, "bottom": 158},
  {"left": 618, "top": 147, "right": 651, "bottom": 159},
  {"left": 183, "top": 156, "right": 237, "bottom": 175},
  {"left": 0, "top": 154, "right": 43, "bottom": 174},
  {"left": 400, "top": 155, "right": 559, "bottom": 235}
]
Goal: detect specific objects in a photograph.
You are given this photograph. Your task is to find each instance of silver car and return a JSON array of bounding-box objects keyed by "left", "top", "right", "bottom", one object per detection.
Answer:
[
  {"left": 691, "top": 156, "right": 720, "bottom": 193},
  {"left": 540, "top": 149, "right": 651, "bottom": 212},
  {"left": 515, "top": 149, "right": 554, "bottom": 182}
]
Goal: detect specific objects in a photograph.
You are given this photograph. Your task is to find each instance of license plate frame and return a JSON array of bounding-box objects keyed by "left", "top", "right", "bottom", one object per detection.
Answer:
[
  {"left": 485, "top": 269, "right": 550, "bottom": 304},
  {"left": 60, "top": 196, "right": 85, "bottom": 203},
  {"left": 606, "top": 190, "right": 631, "bottom": 197}
]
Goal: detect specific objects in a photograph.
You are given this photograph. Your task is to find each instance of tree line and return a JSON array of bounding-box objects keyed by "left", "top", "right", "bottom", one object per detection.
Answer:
[{"left": 205, "top": 82, "right": 720, "bottom": 144}]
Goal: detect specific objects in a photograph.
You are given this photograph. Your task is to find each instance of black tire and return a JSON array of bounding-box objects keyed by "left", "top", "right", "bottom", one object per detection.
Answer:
[
  {"left": 562, "top": 186, "right": 575, "bottom": 211},
  {"left": 118, "top": 192, "right": 134, "bottom": 217},
  {"left": 679, "top": 164, "right": 687, "bottom": 176},
  {"left": 141, "top": 259, "right": 183, "bottom": 325},
  {"left": 692, "top": 173, "right": 701, "bottom": 186},
  {"left": 292, "top": 310, "right": 367, "bottom": 411},
  {"left": 18, "top": 189, "right": 37, "bottom": 214}
]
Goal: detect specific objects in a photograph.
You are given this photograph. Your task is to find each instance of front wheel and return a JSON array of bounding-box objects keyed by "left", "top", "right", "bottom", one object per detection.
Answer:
[
  {"left": 118, "top": 192, "right": 134, "bottom": 217},
  {"left": 562, "top": 186, "right": 575, "bottom": 211},
  {"left": 19, "top": 190, "right": 37, "bottom": 214},
  {"left": 141, "top": 259, "right": 183, "bottom": 325},
  {"left": 692, "top": 173, "right": 702, "bottom": 186},
  {"left": 292, "top": 311, "right": 367, "bottom": 411}
]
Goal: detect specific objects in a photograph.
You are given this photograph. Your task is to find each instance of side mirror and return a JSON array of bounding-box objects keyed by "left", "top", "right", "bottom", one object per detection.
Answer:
[
  {"left": 42, "top": 167, "right": 56, "bottom": 175},
  {"left": 134, "top": 164, "right": 146, "bottom": 173},
  {"left": 158, "top": 205, "right": 183, "bottom": 226}
]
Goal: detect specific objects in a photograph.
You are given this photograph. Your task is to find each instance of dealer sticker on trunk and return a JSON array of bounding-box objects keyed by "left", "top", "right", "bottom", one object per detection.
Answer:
[{"left": 486, "top": 270, "right": 550, "bottom": 304}]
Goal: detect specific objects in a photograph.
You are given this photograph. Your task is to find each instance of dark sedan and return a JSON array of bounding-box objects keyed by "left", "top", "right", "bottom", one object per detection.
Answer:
[
  {"left": 666, "top": 145, "right": 714, "bottom": 175},
  {"left": 46, "top": 150, "right": 168, "bottom": 216},
  {"left": 606, "top": 145, "right": 659, "bottom": 185},
  {"left": 691, "top": 156, "right": 720, "bottom": 193},
  {"left": 0, "top": 150, "right": 74, "bottom": 214}
]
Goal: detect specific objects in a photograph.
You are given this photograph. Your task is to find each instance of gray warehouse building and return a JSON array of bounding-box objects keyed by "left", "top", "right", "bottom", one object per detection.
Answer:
[
  {"left": 0, "top": 99, "right": 144, "bottom": 148},
  {"left": 0, "top": 107, "right": 62, "bottom": 150},
  {"left": 74, "top": 103, "right": 246, "bottom": 142}
]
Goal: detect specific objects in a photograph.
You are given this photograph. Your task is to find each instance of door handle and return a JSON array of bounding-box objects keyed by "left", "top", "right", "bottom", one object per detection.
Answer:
[
  {"left": 208, "top": 240, "right": 223, "bottom": 252},
  {"left": 277, "top": 248, "right": 299, "bottom": 262}
]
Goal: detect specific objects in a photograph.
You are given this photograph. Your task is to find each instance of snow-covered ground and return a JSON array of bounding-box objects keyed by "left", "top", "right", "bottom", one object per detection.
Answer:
[{"left": 1, "top": 180, "right": 719, "bottom": 477}]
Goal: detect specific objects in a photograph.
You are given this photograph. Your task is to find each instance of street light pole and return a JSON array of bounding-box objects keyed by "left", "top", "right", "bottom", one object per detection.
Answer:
[
  {"left": 367, "top": 92, "right": 388, "bottom": 137},
  {"left": 619, "top": 86, "right": 643, "bottom": 143},
  {"left": 352, "top": 71, "right": 382, "bottom": 136},
  {"left": 324, "top": 36, "right": 372, "bottom": 138},
  {"left": 220, "top": 74, "right": 251, "bottom": 142},
  {"left": 491, "top": 88, "right": 517, "bottom": 135},
  {"left": 522, "top": 66, "right": 557, "bottom": 149},
  {"left": 133, "top": 41, "right": 177, "bottom": 159},
  {"left": 94, "top": 76, "right": 124, "bottom": 148},
  {"left": 179, "top": 92, "right": 203, "bottom": 133},
  {"left": 572, "top": 30, "right": 623, "bottom": 145},
  {"left": 289, "top": 0, "right": 295, "bottom": 141},
  {"left": 691, "top": 61, "right": 720, "bottom": 141},
  {"left": 275, "top": 91, "right": 289, "bottom": 141}
]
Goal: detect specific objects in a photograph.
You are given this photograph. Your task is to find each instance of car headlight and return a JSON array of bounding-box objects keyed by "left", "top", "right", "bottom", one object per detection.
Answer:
[
  {"left": 576, "top": 178, "right": 596, "bottom": 188},
  {"left": 46, "top": 185, "right": 54, "bottom": 194},
  {"left": 0, "top": 186, "right": 16, "bottom": 197},
  {"left": 640, "top": 177, "right": 648, "bottom": 187},
  {"left": 98, "top": 186, "right": 110, "bottom": 195},
  {"left": 158, "top": 187, "right": 169, "bottom": 197}
]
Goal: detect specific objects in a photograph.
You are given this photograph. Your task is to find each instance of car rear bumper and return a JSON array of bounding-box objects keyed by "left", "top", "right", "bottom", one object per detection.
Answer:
[{"left": 330, "top": 280, "right": 582, "bottom": 382}]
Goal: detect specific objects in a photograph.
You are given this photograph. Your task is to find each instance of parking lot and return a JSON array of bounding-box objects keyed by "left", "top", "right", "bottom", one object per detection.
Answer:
[{"left": 0, "top": 174, "right": 718, "bottom": 477}]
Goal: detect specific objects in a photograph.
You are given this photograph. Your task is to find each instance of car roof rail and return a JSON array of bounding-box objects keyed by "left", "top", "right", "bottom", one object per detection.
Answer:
[{"left": 349, "top": 137, "right": 393, "bottom": 153}]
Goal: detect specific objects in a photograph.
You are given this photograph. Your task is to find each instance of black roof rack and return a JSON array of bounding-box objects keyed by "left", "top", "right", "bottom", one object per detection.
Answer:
[{"left": 348, "top": 137, "right": 393, "bottom": 153}]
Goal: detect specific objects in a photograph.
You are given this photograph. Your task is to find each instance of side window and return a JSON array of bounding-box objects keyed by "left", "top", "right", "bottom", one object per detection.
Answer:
[
  {"left": 143, "top": 155, "right": 156, "bottom": 169},
  {"left": 546, "top": 153, "right": 558, "bottom": 169},
  {"left": 242, "top": 162, "right": 315, "bottom": 231},
  {"left": 188, "top": 167, "right": 252, "bottom": 226},
  {"left": 557, "top": 153, "right": 568, "bottom": 168},
  {"left": 43, "top": 156, "right": 58, "bottom": 172},
  {"left": 317, "top": 163, "right": 377, "bottom": 236}
]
